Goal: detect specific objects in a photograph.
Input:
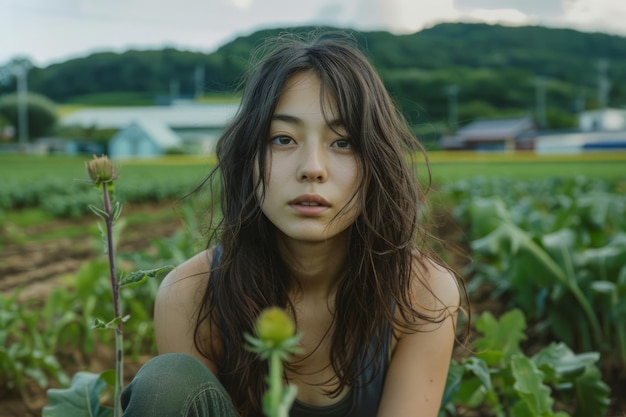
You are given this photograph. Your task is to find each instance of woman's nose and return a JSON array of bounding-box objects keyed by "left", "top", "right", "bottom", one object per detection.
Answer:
[{"left": 297, "top": 143, "right": 327, "bottom": 182}]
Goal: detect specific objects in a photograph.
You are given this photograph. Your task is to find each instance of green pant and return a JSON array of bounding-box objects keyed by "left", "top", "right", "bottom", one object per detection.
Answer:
[{"left": 121, "top": 353, "right": 239, "bottom": 417}]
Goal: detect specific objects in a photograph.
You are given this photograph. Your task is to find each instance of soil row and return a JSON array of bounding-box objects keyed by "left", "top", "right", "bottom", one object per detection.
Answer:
[
  {"left": 1, "top": 212, "right": 183, "bottom": 300},
  {"left": 0, "top": 207, "right": 184, "bottom": 416}
]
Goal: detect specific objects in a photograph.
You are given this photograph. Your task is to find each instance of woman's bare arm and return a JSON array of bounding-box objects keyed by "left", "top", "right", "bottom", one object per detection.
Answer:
[
  {"left": 377, "top": 261, "right": 461, "bottom": 417},
  {"left": 154, "top": 249, "right": 219, "bottom": 374}
]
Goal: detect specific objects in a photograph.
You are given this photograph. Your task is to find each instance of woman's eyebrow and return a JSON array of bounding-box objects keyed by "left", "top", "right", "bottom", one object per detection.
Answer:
[
  {"left": 271, "top": 113, "right": 345, "bottom": 128},
  {"left": 271, "top": 113, "right": 302, "bottom": 125}
]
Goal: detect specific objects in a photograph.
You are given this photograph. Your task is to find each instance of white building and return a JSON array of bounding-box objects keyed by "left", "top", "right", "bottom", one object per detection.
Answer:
[
  {"left": 578, "top": 108, "right": 626, "bottom": 131},
  {"left": 61, "top": 102, "right": 239, "bottom": 158},
  {"left": 535, "top": 130, "right": 626, "bottom": 154},
  {"left": 535, "top": 108, "right": 626, "bottom": 154},
  {"left": 108, "top": 120, "right": 182, "bottom": 159}
]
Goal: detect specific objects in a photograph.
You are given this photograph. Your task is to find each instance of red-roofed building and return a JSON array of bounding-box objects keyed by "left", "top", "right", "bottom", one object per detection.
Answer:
[{"left": 440, "top": 117, "right": 536, "bottom": 150}]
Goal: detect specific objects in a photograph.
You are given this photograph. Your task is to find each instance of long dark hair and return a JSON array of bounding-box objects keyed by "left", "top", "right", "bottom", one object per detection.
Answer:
[{"left": 193, "top": 30, "right": 465, "bottom": 416}]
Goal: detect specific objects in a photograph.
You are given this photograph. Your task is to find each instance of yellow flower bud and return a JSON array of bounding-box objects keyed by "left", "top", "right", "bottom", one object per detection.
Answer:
[
  {"left": 85, "top": 155, "right": 118, "bottom": 185},
  {"left": 255, "top": 307, "right": 295, "bottom": 345}
]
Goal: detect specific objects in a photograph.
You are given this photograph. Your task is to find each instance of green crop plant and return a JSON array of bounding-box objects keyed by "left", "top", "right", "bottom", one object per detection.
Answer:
[
  {"left": 0, "top": 291, "right": 70, "bottom": 401},
  {"left": 440, "top": 309, "right": 610, "bottom": 417},
  {"left": 442, "top": 177, "right": 626, "bottom": 373},
  {"left": 0, "top": 270, "right": 121, "bottom": 404},
  {"left": 0, "top": 155, "right": 212, "bottom": 219}
]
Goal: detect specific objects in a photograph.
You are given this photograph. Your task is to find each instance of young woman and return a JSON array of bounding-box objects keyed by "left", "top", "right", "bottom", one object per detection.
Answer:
[{"left": 121, "top": 31, "right": 467, "bottom": 417}]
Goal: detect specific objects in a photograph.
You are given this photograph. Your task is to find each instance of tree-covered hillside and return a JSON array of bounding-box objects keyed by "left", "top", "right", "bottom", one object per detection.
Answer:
[{"left": 2, "top": 23, "right": 625, "bottom": 131}]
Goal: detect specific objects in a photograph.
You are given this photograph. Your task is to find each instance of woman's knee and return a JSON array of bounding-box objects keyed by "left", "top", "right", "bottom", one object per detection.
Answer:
[
  {"left": 121, "top": 353, "right": 234, "bottom": 416},
  {"left": 134, "top": 353, "right": 215, "bottom": 386}
]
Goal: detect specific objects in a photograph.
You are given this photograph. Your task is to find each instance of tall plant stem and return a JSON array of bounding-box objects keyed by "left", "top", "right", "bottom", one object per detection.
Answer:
[
  {"left": 268, "top": 351, "right": 282, "bottom": 417},
  {"left": 561, "top": 245, "right": 603, "bottom": 349},
  {"left": 103, "top": 182, "right": 123, "bottom": 417}
]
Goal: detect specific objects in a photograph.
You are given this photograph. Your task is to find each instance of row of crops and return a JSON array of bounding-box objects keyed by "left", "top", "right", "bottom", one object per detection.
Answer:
[
  {"left": 444, "top": 176, "right": 626, "bottom": 360},
  {"left": 439, "top": 175, "right": 625, "bottom": 416},
  {"left": 1, "top": 160, "right": 625, "bottom": 415},
  {"left": 0, "top": 162, "right": 212, "bottom": 219}
]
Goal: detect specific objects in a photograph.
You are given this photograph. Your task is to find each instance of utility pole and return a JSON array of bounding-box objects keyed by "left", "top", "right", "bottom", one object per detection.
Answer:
[
  {"left": 169, "top": 78, "right": 180, "bottom": 101},
  {"left": 1, "top": 59, "right": 32, "bottom": 146},
  {"left": 534, "top": 76, "right": 547, "bottom": 128},
  {"left": 194, "top": 63, "right": 205, "bottom": 100},
  {"left": 574, "top": 92, "right": 585, "bottom": 114},
  {"left": 446, "top": 84, "right": 459, "bottom": 131},
  {"left": 597, "top": 58, "right": 610, "bottom": 109},
  {"left": 14, "top": 62, "right": 30, "bottom": 146}
]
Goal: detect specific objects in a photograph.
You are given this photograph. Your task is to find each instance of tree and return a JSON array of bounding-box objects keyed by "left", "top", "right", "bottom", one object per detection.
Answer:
[{"left": 0, "top": 93, "right": 57, "bottom": 140}]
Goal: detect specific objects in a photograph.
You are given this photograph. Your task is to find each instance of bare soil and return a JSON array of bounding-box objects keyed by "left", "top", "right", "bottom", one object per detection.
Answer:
[
  {"left": 1, "top": 203, "right": 183, "bottom": 300},
  {"left": 0, "top": 203, "right": 183, "bottom": 416}
]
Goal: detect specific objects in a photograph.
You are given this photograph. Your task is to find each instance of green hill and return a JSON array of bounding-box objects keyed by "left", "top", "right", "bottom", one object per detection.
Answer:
[{"left": 2, "top": 23, "right": 625, "bottom": 130}]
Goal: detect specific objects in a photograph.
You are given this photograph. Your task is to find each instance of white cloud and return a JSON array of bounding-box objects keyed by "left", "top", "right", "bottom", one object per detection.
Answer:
[
  {"left": 463, "top": 8, "right": 539, "bottom": 26},
  {"left": 1, "top": 0, "right": 624, "bottom": 66},
  {"left": 376, "top": 0, "right": 460, "bottom": 33},
  {"left": 557, "top": 0, "right": 626, "bottom": 35},
  {"left": 354, "top": 1, "right": 537, "bottom": 33}
]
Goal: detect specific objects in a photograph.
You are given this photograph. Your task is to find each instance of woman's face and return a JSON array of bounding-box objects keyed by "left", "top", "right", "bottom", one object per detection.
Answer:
[{"left": 257, "top": 70, "right": 360, "bottom": 245}]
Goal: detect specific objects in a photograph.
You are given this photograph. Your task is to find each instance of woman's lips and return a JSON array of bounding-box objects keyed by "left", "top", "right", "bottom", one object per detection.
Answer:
[{"left": 288, "top": 194, "right": 330, "bottom": 216}]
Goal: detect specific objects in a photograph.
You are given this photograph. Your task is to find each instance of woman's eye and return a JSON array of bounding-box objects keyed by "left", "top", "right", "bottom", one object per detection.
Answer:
[
  {"left": 271, "top": 136, "right": 295, "bottom": 146},
  {"left": 332, "top": 139, "right": 352, "bottom": 149}
]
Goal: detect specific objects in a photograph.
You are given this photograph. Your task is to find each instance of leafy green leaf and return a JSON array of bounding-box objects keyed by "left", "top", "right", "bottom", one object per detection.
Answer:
[
  {"left": 509, "top": 399, "right": 535, "bottom": 417},
  {"left": 463, "top": 357, "right": 492, "bottom": 390},
  {"left": 91, "top": 315, "right": 130, "bottom": 330},
  {"left": 590, "top": 280, "right": 615, "bottom": 295},
  {"left": 474, "top": 310, "right": 526, "bottom": 366},
  {"left": 111, "top": 201, "right": 123, "bottom": 223},
  {"left": 572, "top": 364, "right": 610, "bottom": 417},
  {"left": 469, "top": 197, "right": 511, "bottom": 237},
  {"left": 119, "top": 265, "right": 174, "bottom": 287},
  {"left": 42, "top": 371, "right": 114, "bottom": 417},
  {"left": 453, "top": 377, "right": 487, "bottom": 408},
  {"left": 99, "top": 370, "right": 116, "bottom": 388},
  {"left": 541, "top": 228, "right": 577, "bottom": 271},
  {"left": 88, "top": 204, "right": 109, "bottom": 220},
  {"left": 473, "top": 221, "right": 603, "bottom": 346},
  {"left": 91, "top": 318, "right": 107, "bottom": 330},
  {"left": 511, "top": 355, "right": 554, "bottom": 414},
  {"left": 533, "top": 342, "right": 600, "bottom": 380},
  {"left": 581, "top": 244, "right": 626, "bottom": 279}
]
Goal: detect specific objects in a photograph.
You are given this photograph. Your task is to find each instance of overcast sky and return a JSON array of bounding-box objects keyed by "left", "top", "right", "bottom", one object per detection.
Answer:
[{"left": 2, "top": 0, "right": 626, "bottom": 67}]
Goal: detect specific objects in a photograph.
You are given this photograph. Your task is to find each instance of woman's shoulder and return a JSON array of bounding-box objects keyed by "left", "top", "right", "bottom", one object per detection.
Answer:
[
  {"left": 156, "top": 247, "right": 218, "bottom": 311},
  {"left": 388, "top": 252, "right": 463, "bottom": 353},
  {"left": 408, "top": 252, "right": 462, "bottom": 315},
  {"left": 160, "top": 247, "right": 216, "bottom": 288}
]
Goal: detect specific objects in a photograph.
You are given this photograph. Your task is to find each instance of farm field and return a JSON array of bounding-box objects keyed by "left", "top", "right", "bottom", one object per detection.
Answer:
[
  {"left": 1, "top": 152, "right": 625, "bottom": 416},
  {"left": 2, "top": 151, "right": 626, "bottom": 184},
  {"left": 426, "top": 151, "right": 626, "bottom": 182}
]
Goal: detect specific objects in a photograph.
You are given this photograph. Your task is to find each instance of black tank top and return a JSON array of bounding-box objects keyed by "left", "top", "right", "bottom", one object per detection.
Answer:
[
  {"left": 210, "top": 246, "right": 390, "bottom": 417},
  {"left": 290, "top": 332, "right": 390, "bottom": 417}
]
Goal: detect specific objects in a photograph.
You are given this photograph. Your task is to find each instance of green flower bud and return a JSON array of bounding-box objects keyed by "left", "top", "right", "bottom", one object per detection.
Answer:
[
  {"left": 85, "top": 155, "right": 118, "bottom": 185},
  {"left": 255, "top": 307, "right": 295, "bottom": 345}
]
